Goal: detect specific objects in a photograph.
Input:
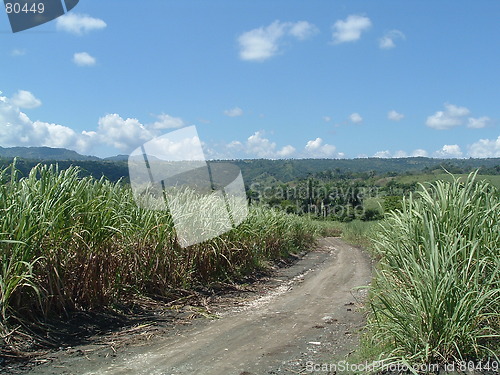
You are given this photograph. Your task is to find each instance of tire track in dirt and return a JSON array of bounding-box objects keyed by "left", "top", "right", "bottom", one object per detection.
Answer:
[{"left": 18, "top": 238, "right": 373, "bottom": 375}]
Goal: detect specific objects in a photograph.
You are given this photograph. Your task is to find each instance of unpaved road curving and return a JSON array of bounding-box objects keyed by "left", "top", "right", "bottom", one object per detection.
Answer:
[{"left": 11, "top": 238, "right": 373, "bottom": 375}]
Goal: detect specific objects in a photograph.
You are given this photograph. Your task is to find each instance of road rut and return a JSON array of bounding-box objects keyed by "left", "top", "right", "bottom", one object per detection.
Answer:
[{"left": 19, "top": 238, "right": 372, "bottom": 375}]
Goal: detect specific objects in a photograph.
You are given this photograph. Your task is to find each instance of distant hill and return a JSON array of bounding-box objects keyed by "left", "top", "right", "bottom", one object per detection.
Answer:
[
  {"left": 226, "top": 158, "right": 500, "bottom": 185},
  {"left": 0, "top": 146, "right": 498, "bottom": 184},
  {"left": 104, "top": 154, "right": 129, "bottom": 161},
  {"left": 0, "top": 146, "right": 100, "bottom": 161}
]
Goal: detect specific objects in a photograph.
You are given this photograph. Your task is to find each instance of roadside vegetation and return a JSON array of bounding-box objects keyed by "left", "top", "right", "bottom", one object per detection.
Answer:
[
  {"left": 0, "top": 161, "right": 327, "bottom": 355},
  {"left": 2, "top": 157, "right": 499, "bottom": 369},
  {"left": 364, "top": 172, "right": 500, "bottom": 369}
]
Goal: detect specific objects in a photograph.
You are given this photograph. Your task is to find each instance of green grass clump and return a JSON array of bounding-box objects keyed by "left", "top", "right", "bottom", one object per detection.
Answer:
[
  {"left": 0, "top": 161, "right": 325, "bottom": 334},
  {"left": 366, "top": 172, "right": 500, "bottom": 366},
  {"left": 341, "top": 220, "right": 377, "bottom": 248}
]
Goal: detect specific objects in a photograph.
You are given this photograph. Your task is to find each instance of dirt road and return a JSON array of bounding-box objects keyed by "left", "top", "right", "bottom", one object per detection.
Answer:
[{"left": 15, "top": 238, "right": 373, "bottom": 375}]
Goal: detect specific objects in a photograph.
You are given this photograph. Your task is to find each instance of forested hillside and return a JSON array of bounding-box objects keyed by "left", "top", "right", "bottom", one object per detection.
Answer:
[{"left": 0, "top": 146, "right": 498, "bottom": 186}]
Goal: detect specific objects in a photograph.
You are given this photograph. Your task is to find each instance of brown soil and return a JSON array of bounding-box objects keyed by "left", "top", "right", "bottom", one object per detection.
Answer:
[{"left": 2, "top": 238, "right": 373, "bottom": 375}]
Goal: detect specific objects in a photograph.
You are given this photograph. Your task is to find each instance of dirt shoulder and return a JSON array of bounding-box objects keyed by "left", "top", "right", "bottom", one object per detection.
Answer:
[{"left": 3, "top": 237, "right": 373, "bottom": 375}]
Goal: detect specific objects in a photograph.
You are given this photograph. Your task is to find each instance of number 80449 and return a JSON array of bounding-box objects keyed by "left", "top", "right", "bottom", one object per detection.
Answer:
[{"left": 5, "top": 2, "right": 45, "bottom": 14}]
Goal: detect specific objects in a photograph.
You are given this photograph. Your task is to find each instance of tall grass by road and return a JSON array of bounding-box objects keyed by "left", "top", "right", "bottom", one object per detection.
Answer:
[
  {"left": 0, "top": 161, "right": 325, "bottom": 333},
  {"left": 367, "top": 172, "right": 500, "bottom": 366}
]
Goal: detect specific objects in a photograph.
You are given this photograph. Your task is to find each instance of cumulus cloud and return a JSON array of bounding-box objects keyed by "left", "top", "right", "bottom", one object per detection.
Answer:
[
  {"left": 97, "top": 114, "right": 153, "bottom": 152},
  {"left": 222, "top": 134, "right": 342, "bottom": 159},
  {"left": 10, "top": 90, "right": 42, "bottom": 109},
  {"left": 411, "top": 149, "right": 429, "bottom": 157},
  {"left": 227, "top": 140, "right": 243, "bottom": 149},
  {"left": 0, "top": 94, "right": 36, "bottom": 146},
  {"left": 373, "top": 150, "right": 391, "bottom": 158},
  {"left": 289, "top": 21, "right": 319, "bottom": 40},
  {"left": 323, "top": 116, "right": 332, "bottom": 122},
  {"left": 332, "top": 15, "right": 372, "bottom": 44},
  {"left": 388, "top": 110, "right": 404, "bottom": 121},
  {"left": 467, "top": 116, "right": 491, "bottom": 129},
  {"left": 393, "top": 150, "right": 408, "bottom": 158},
  {"left": 225, "top": 132, "right": 296, "bottom": 158},
  {"left": 379, "top": 30, "right": 405, "bottom": 49},
  {"left": 140, "top": 133, "right": 204, "bottom": 161},
  {"left": 0, "top": 93, "right": 93, "bottom": 152},
  {"left": 349, "top": 113, "right": 363, "bottom": 123},
  {"left": 32, "top": 121, "right": 80, "bottom": 149},
  {"left": 373, "top": 149, "right": 429, "bottom": 158},
  {"left": 426, "top": 104, "right": 470, "bottom": 130},
  {"left": 56, "top": 13, "right": 107, "bottom": 35},
  {"left": 434, "top": 144, "right": 463, "bottom": 158},
  {"left": 0, "top": 91, "right": 193, "bottom": 155},
  {"left": 150, "top": 113, "right": 185, "bottom": 130},
  {"left": 277, "top": 145, "right": 296, "bottom": 157},
  {"left": 468, "top": 136, "right": 500, "bottom": 158},
  {"left": 246, "top": 131, "right": 280, "bottom": 158},
  {"left": 238, "top": 20, "right": 318, "bottom": 61},
  {"left": 304, "top": 137, "right": 337, "bottom": 158},
  {"left": 73, "top": 52, "right": 96, "bottom": 66},
  {"left": 224, "top": 107, "right": 243, "bottom": 117}
]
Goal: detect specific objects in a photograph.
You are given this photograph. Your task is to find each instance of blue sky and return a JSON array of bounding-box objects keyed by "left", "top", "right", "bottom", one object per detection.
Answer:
[{"left": 1, "top": 0, "right": 499, "bottom": 159}]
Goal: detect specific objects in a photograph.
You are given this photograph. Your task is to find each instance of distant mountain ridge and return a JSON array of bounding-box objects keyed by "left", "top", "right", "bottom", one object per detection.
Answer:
[
  {"left": 0, "top": 146, "right": 498, "bottom": 184},
  {"left": 0, "top": 147, "right": 150, "bottom": 162},
  {"left": 0, "top": 146, "right": 100, "bottom": 161}
]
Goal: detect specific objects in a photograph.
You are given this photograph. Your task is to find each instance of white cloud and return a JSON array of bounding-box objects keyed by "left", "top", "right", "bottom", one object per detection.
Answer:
[
  {"left": 246, "top": 131, "right": 279, "bottom": 158},
  {"left": 379, "top": 30, "right": 405, "bottom": 49},
  {"left": 238, "top": 21, "right": 289, "bottom": 61},
  {"left": 349, "top": 112, "right": 363, "bottom": 123},
  {"left": 226, "top": 132, "right": 296, "bottom": 158},
  {"left": 224, "top": 107, "right": 244, "bottom": 117},
  {"left": 411, "top": 149, "right": 429, "bottom": 157},
  {"left": 0, "top": 96, "right": 37, "bottom": 146},
  {"left": 150, "top": 113, "right": 184, "bottom": 130},
  {"left": 468, "top": 136, "right": 500, "bottom": 158},
  {"left": 73, "top": 52, "right": 96, "bottom": 66},
  {"left": 373, "top": 150, "right": 391, "bottom": 158},
  {"left": 238, "top": 20, "right": 318, "bottom": 61},
  {"left": 222, "top": 134, "right": 342, "bottom": 159},
  {"left": 0, "top": 90, "right": 192, "bottom": 155},
  {"left": 304, "top": 137, "right": 337, "bottom": 157},
  {"left": 426, "top": 103, "right": 470, "bottom": 130},
  {"left": 10, "top": 49, "right": 26, "bottom": 57},
  {"left": 10, "top": 90, "right": 42, "bottom": 109},
  {"left": 0, "top": 94, "right": 92, "bottom": 152},
  {"left": 97, "top": 114, "right": 153, "bottom": 152},
  {"left": 141, "top": 134, "right": 204, "bottom": 161},
  {"left": 32, "top": 121, "right": 80, "bottom": 149},
  {"left": 323, "top": 116, "right": 332, "bottom": 122},
  {"left": 227, "top": 140, "right": 243, "bottom": 149},
  {"left": 393, "top": 150, "right": 408, "bottom": 158},
  {"left": 56, "top": 13, "right": 106, "bottom": 35},
  {"left": 373, "top": 149, "right": 429, "bottom": 158},
  {"left": 288, "top": 21, "right": 319, "bottom": 40},
  {"left": 277, "top": 145, "right": 296, "bottom": 157},
  {"left": 434, "top": 144, "right": 463, "bottom": 158},
  {"left": 332, "top": 15, "right": 372, "bottom": 44},
  {"left": 388, "top": 110, "right": 404, "bottom": 121},
  {"left": 467, "top": 116, "right": 491, "bottom": 129}
]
